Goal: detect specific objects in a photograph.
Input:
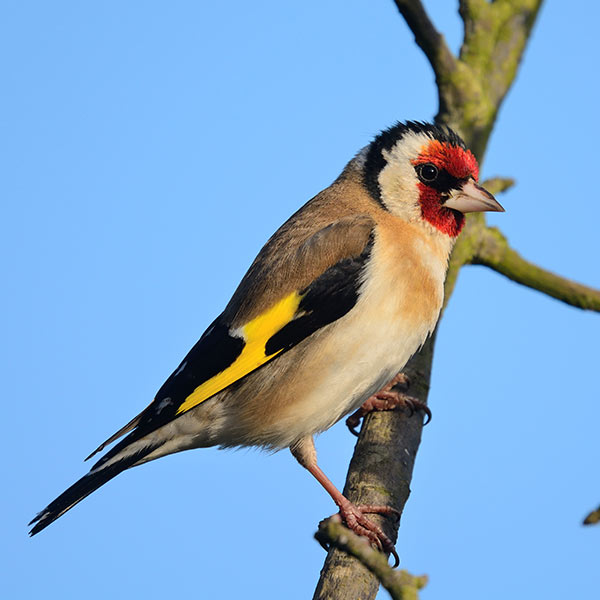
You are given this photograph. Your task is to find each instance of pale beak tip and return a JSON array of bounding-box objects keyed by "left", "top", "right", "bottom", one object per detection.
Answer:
[{"left": 444, "top": 180, "right": 506, "bottom": 214}]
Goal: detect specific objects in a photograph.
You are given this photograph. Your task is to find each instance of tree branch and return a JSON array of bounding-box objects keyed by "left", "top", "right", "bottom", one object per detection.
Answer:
[
  {"left": 450, "top": 0, "right": 543, "bottom": 156},
  {"left": 583, "top": 505, "right": 600, "bottom": 525},
  {"left": 392, "top": 0, "right": 456, "bottom": 78},
  {"left": 315, "top": 516, "right": 428, "bottom": 600},
  {"left": 472, "top": 227, "right": 600, "bottom": 311}
]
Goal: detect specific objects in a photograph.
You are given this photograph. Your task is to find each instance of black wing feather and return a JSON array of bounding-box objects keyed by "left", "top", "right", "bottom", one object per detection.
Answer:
[
  {"left": 29, "top": 442, "right": 160, "bottom": 536},
  {"left": 90, "top": 318, "right": 244, "bottom": 469},
  {"left": 266, "top": 233, "right": 373, "bottom": 355}
]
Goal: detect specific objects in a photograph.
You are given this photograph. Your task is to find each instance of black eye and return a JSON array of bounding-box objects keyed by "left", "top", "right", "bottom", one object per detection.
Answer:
[{"left": 417, "top": 163, "right": 439, "bottom": 183}]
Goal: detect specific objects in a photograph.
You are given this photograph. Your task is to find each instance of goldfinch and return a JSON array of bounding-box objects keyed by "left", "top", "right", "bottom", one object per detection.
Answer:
[{"left": 29, "top": 121, "right": 503, "bottom": 560}]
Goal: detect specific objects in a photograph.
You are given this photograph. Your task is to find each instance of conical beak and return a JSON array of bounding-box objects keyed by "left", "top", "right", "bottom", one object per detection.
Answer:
[{"left": 444, "top": 179, "right": 505, "bottom": 213}]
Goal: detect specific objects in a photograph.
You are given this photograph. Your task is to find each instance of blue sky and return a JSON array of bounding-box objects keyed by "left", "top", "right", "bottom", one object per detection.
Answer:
[{"left": 3, "top": 2, "right": 599, "bottom": 598}]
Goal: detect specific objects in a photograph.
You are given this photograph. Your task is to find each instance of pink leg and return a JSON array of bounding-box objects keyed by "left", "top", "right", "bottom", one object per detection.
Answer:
[
  {"left": 291, "top": 437, "right": 400, "bottom": 567},
  {"left": 346, "top": 373, "right": 431, "bottom": 436}
]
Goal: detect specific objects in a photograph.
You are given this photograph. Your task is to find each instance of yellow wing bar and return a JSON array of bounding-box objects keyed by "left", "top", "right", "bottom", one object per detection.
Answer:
[{"left": 176, "top": 291, "right": 302, "bottom": 415}]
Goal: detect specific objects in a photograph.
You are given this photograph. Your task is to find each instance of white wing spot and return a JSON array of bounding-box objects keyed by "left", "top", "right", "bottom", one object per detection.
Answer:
[
  {"left": 156, "top": 397, "right": 172, "bottom": 414},
  {"left": 174, "top": 361, "right": 187, "bottom": 377}
]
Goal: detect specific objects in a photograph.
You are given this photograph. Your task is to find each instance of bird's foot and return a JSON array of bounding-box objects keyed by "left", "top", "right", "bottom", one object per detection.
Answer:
[
  {"left": 320, "top": 500, "right": 400, "bottom": 567},
  {"left": 346, "top": 374, "right": 431, "bottom": 436}
]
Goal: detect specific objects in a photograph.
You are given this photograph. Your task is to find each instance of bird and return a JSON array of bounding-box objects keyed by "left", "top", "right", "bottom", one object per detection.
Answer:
[{"left": 29, "top": 121, "right": 503, "bottom": 562}]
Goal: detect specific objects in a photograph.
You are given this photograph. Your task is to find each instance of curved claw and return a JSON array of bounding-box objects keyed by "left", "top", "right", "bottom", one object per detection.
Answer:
[
  {"left": 403, "top": 396, "right": 432, "bottom": 425},
  {"left": 337, "top": 502, "right": 401, "bottom": 568},
  {"left": 346, "top": 414, "right": 362, "bottom": 437},
  {"left": 316, "top": 519, "right": 332, "bottom": 552},
  {"left": 345, "top": 388, "right": 432, "bottom": 436},
  {"left": 422, "top": 405, "right": 432, "bottom": 425}
]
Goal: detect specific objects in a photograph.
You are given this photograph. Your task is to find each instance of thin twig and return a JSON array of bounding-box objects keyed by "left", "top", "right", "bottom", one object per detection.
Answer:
[
  {"left": 472, "top": 227, "right": 600, "bottom": 311},
  {"left": 315, "top": 516, "right": 428, "bottom": 600},
  {"left": 583, "top": 506, "right": 600, "bottom": 526},
  {"left": 392, "top": 0, "right": 456, "bottom": 77}
]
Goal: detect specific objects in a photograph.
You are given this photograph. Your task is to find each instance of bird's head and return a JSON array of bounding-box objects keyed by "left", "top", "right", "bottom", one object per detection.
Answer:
[{"left": 362, "top": 121, "right": 503, "bottom": 237}]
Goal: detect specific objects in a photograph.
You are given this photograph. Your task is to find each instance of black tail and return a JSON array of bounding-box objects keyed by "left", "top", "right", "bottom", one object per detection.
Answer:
[{"left": 29, "top": 443, "right": 157, "bottom": 536}]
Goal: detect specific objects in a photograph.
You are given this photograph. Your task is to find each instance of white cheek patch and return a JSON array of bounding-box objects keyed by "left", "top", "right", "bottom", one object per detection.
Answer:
[{"left": 377, "top": 132, "right": 433, "bottom": 221}]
